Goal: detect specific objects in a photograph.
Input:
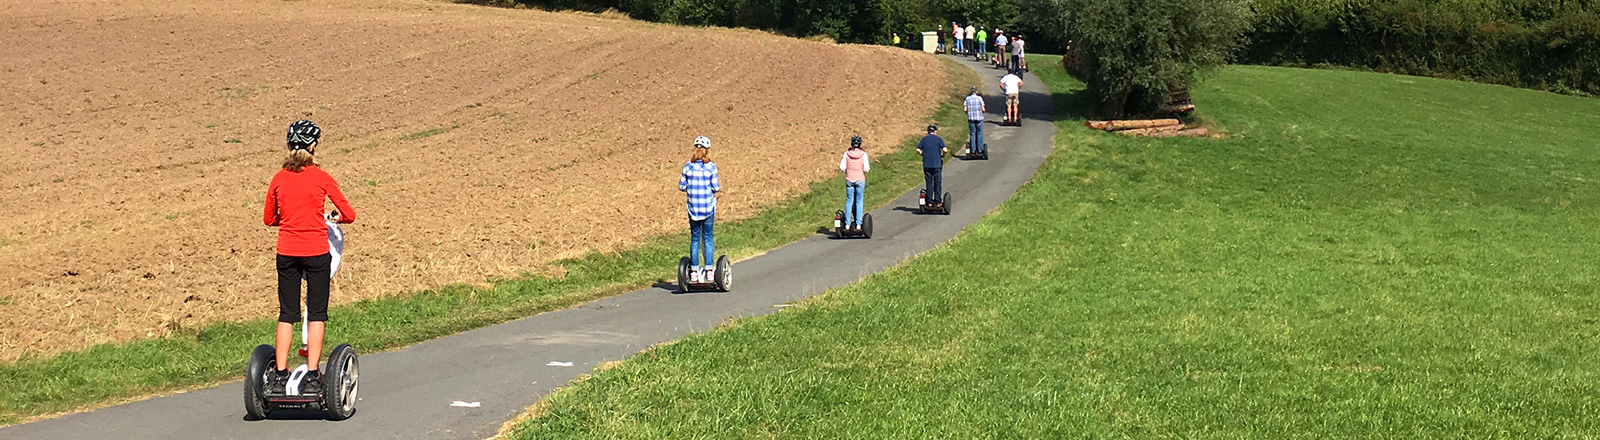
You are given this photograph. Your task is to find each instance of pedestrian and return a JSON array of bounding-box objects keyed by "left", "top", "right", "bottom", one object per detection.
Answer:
[
  {"left": 893, "top": 32, "right": 901, "bottom": 47},
  {"left": 1000, "top": 69, "right": 1024, "bottom": 124},
  {"left": 953, "top": 22, "right": 964, "bottom": 55},
  {"left": 965, "top": 23, "right": 976, "bottom": 56},
  {"left": 963, "top": 86, "right": 986, "bottom": 156},
  {"left": 839, "top": 135, "right": 870, "bottom": 230},
  {"left": 974, "top": 27, "right": 987, "bottom": 61},
  {"left": 679, "top": 136, "right": 722, "bottom": 283},
  {"left": 915, "top": 124, "right": 948, "bottom": 208},
  {"left": 262, "top": 119, "right": 356, "bottom": 395}
]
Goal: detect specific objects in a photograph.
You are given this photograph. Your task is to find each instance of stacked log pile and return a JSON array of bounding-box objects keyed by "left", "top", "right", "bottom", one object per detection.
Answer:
[{"left": 1085, "top": 118, "right": 1210, "bottom": 138}]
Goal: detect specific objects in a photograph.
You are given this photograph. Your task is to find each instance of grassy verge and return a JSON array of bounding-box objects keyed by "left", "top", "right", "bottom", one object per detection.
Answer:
[
  {"left": 0, "top": 57, "right": 978, "bottom": 427},
  {"left": 503, "top": 55, "right": 1600, "bottom": 438}
]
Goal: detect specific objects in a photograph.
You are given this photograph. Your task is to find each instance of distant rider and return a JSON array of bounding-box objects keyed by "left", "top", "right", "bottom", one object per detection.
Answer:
[
  {"left": 1000, "top": 69, "right": 1024, "bottom": 123},
  {"left": 963, "top": 86, "right": 986, "bottom": 156},
  {"left": 916, "top": 124, "right": 949, "bottom": 208},
  {"left": 263, "top": 120, "right": 355, "bottom": 395},
  {"left": 840, "top": 135, "right": 871, "bottom": 230},
  {"left": 679, "top": 136, "right": 722, "bottom": 283}
]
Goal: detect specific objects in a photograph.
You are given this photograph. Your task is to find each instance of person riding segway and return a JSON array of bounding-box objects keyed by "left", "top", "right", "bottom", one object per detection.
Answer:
[
  {"left": 1000, "top": 69, "right": 1024, "bottom": 126},
  {"left": 915, "top": 124, "right": 951, "bottom": 214},
  {"left": 962, "top": 86, "right": 988, "bottom": 159},
  {"left": 834, "top": 134, "right": 873, "bottom": 238},
  {"left": 246, "top": 120, "right": 360, "bottom": 421},
  {"left": 676, "top": 136, "right": 731, "bottom": 292}
]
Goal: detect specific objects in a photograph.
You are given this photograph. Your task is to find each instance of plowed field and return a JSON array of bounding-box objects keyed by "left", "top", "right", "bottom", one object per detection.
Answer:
[{"left": 0, "top": 0, "right": 944, "bottom": 362}]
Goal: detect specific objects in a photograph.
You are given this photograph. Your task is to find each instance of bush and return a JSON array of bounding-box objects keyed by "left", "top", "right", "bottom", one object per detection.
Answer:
[
  {"left": 1243, "top": 0, "right": 1600, "bottom": 96},
  {"left": 1029, "top": 0, "right": 1254, "bottom": 117}
]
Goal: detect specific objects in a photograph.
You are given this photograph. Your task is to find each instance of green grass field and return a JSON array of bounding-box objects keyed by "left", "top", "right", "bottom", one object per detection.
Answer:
[
  {"left": 0, "top": 60, "right": 979, "bottom": 427},
  {"left": 505, "top": 56, "right": 1600, "bottom": 438}
]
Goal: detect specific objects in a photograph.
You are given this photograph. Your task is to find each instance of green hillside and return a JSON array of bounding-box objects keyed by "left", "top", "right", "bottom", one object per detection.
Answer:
[{"left": 507, "top": 57, "right": 1600, "bottom": 438}]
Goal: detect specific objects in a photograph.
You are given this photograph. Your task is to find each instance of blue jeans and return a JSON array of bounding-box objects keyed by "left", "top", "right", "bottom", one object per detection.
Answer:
[
  {"left": 968, "top": 119, "right": 984, "bottom": 154},
  {"left": 844, "top": 181, "right": 865, "bottom": 225},
  {"left": 977, "top": 42, "right": 986, "bottom": 57},
  {"left": 955, "top": 39, "right": 964, "bottom": 53},
  {"left": 689, "top": 214, "right": 715, "bottom": 267},
  {"left": 924, "top": 167, "right": 942, "bottom": 203}
]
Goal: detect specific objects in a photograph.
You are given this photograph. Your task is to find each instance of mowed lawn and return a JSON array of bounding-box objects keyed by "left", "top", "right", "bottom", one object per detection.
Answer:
[{"left": 507, "top": 57, "right": 1600, "bottom": 438}]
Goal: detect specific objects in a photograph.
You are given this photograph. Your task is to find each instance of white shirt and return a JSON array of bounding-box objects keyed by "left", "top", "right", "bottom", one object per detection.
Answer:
[
  {"left": 996, "top": 34, "right": 1008, "bottom": 47},
  {"left": 965, "top": 26, "right": 975, "bottom": 38},
  {"left": 1013, "top": 39, "right": 1025, "bottom": 56},
  {"left": 1001, "top": 74, "right": 1023, "bottom": 95}
]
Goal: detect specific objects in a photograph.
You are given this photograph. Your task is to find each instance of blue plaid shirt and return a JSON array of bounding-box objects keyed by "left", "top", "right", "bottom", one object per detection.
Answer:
[
  {"left": 679, "top": 160, "right": 721, "bottom": 221},
  {"left": 964, "top": 94, "right": 985, "bottom": 121}
]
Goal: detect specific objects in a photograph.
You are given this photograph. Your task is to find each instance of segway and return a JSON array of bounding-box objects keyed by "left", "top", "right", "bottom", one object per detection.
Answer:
[
  {"left": 1000, "top": 116, "right": 1022, "bottom": 127},
  {"left": 676, "top": 255, "right": 731, "bottom": 292},
  {"left": 833, "top": 210, "right": 874, "bottom": 239},
  {"left": 244, "top": 312, "right": 360, "bottom": 420},
  {"left": 245, "top": 212, "right": 359, "bottom": 421},
  {"left": 918, "top": 189, "right": 952, "bottom": 215},
  {"left": 962, "top": 142, "right": 989, "bottom": 160}
]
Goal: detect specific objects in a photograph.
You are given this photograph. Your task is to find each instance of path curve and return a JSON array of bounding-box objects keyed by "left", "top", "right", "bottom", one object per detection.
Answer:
[{"left": 0, "top": 55, "right": 1055, "bottom": 440}]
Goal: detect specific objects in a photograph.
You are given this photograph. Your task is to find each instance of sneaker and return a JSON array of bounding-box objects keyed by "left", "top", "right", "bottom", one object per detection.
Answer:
[
  {"left": 703, "top": 268, "right": 716, "bottom": 282},
  {"left": 270, "top": 369, "right": 289, "bottom": 395},
  {"left": 301, "top": 370, "right": 322, "bottom": 395},
  {"left": 688, "top": 270, "right": 701, "bottom": 284}
]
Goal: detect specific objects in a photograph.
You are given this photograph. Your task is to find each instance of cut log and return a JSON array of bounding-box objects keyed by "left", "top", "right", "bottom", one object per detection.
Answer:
[
  {"left": 1114, "top": 125, "right": 1187, "bottom": 136},
  {"left": 1147, "top": 127, "right": 1210, "bottom": 138},
  {"left": 1086, "top": 121, "right": 1111, "bottom": 130},
  {"left": 1105, "top": 119, "right": 1181, "bottom": 131}
]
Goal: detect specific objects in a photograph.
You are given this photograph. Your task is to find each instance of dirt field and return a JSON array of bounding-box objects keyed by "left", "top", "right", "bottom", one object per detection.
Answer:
[{"left": 0, "top": 0, "right": 944, "bottom": 362}]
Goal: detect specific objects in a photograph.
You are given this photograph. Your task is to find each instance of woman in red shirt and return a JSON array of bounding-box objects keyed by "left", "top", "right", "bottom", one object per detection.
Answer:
[{"left": 263, "top": 120, "right": 355, "bottom": 394}]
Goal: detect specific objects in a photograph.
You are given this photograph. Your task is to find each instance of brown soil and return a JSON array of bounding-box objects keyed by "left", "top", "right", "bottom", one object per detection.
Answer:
[{"left": 0, "top": 0, "right": 944, "bottom": 362}]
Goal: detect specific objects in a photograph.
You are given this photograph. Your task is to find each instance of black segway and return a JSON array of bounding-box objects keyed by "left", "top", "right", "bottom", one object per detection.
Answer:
[
  {"left": 918, "top": 189, "right": 952, "bottom": 215},
  {"left": 245, "top": 311, "right": 359, "bottom": 420},
  {"left": 833, "top": 210, "right": 874, "bottom": 239},
  {"left": 676, "top": 255, "right": 731, "bottom": 292},
  {"left": 963, "top": 142, "right": 989, "bottom": 160}
]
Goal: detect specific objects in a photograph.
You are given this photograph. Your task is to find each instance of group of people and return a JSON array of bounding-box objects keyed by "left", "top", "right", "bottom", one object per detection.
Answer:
[
  {"left": 941, "top": 22, "right": 1027, "bottom": 73},
  {"left": 258, "top": 66, "right": 1028, "bottom": 392}
]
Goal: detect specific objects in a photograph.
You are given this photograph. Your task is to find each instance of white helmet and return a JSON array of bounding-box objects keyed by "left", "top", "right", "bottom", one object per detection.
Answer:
[{"left": 694, "top": 136, "right": 711, "bottom": 149}]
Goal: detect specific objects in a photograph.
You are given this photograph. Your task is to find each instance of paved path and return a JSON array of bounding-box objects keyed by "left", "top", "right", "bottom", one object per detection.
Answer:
[{"left": 1, "top": 55, "right": 1055, "bottom": 440}]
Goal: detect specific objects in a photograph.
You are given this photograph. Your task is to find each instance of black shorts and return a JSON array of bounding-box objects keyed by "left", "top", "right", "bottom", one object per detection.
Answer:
[{"left": 277, "top": 253, "right": 332, "bottom": 323}]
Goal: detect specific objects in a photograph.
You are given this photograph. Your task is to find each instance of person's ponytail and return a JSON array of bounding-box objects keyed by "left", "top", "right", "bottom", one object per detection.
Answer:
[{"left": 283, "top": 148, "right": 316, "bottom": 172}]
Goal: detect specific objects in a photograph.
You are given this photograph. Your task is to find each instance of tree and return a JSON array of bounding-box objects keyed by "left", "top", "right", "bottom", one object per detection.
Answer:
[{"left": 1028, "top": 0, "right": 1253, "bottom": 117}]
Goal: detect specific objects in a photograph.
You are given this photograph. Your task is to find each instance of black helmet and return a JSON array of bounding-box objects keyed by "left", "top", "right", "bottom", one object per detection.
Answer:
[
  {"left": 970, "top": 86, "right": 979, "bottom": 94},
  {"left": 287, "top": 120, "right": 321, "bottom": 150},
  {"left": 927, "top": 124, "right": 938, "bottom": 133},
  {"left": 850, "top": 134, "right": 863, "bottom": 148}
]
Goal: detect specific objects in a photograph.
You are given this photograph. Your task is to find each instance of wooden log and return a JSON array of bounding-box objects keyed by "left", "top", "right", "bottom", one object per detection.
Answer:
[
  {"left": 1146, "top": 127, "right": 1210, "bottom": 138},
  {"left": 1105, "top": 118, "right": 1181, "bottom": 131},
  {"left": 1114, "top": 125, "right": 1187, "bottom": 137},
  {"left": 1086, "top": 120, "right": 1111, "bottom": 130}
]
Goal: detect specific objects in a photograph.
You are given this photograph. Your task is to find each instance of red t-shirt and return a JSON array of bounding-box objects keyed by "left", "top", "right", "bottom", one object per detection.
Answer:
[{"left": 263, "top": 165, "right": 355, "bottom": 257}]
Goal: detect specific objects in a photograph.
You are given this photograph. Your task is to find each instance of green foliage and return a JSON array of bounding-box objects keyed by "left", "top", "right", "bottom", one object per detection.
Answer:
[
  {"left": 1243, "top": 0, "right": 1600, "bottom": 96},
  {"left": 1030, "top": 0, "right": 1254, "bottom": 117}
]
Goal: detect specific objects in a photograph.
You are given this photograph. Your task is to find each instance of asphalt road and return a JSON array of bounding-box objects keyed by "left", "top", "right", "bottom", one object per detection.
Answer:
[{"left": 0, "top": 55, "right": 1056, "bottom": 440}]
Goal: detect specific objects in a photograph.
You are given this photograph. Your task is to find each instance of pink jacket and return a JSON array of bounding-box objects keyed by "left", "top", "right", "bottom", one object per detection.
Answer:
[{"left": 840, "top": 149, "right": 870, "bottom": 182}]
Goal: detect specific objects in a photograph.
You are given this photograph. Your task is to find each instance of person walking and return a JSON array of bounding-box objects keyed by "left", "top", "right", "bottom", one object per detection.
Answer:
[
  {"left": 1000, "top": 69, "right": 1024, "bottom": 124},
  {"left": 952, "top": 22, "right": 964, "bottom": 55},
  {"left": 974, "top": 27, "right": 987, "bottom": 61},
  {"left": 679, "top": 136, "right": 723, "bottom": 283},
  {"left": 892, "top": 32, "right": 901, "bottom": 47},
  {"left": 839, "top": 135, "right": 870, "bottom": 230},
  {"left": 963, "top": 86, "right": 986, "bottom": 156},
  {"left": 262, "top": 119, "right": 356, "bottom": 395},
  {"left": 916, "top": 125, "right": 948, "bottom": 208}
]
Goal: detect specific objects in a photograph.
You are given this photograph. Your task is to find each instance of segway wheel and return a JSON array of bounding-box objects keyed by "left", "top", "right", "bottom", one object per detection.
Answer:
[
  {"left": 713, "top": 256, "right": 732, "bottom": 292},
  {"left": 861, "top": 213, "right": 874, "bottom": 239},
  {"left": 244, "top": 344, "right": 275, "bottom": 420},
  {"left": 943, "top": 193, "right": 953, "bottom": 215},
  {"left": 322, "top": 343, "right": 359, "bottom": 421},
  {"left": 676, "top": 257, "right": 691, "bottom": 293}
]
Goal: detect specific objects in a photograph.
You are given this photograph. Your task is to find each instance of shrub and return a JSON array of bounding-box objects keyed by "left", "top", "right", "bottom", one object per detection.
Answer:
[{"left": 1029, "top": 0, "right": 1255, "bottom": 117}]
